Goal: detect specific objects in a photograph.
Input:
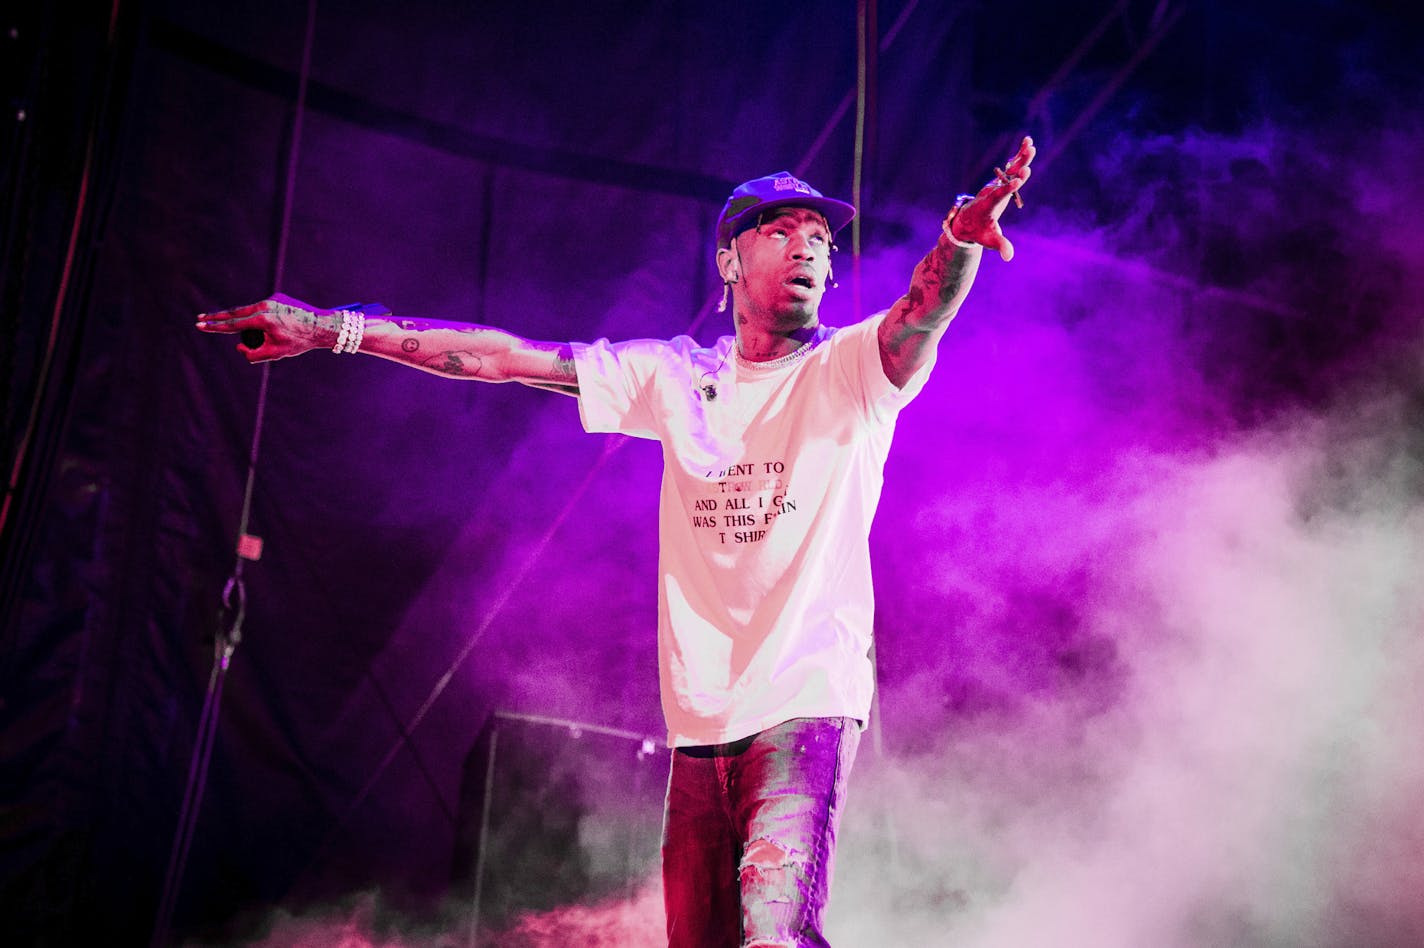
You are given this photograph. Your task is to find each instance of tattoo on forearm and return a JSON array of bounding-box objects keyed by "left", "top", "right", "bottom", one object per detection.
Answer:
[
  {"left": 886, "top": 240, "right": 981, "bottom": 339},
  {"left": 917, "top": 242, "right": 975, "bottom": 308},
  {"left": 422, "top": 350, "right": 483, "bottom": 377},
  {"left": 401, "top": 338, "right": 419, "bottom": 352}
]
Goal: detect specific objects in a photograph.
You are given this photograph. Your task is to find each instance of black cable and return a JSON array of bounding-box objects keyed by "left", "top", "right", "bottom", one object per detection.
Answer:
[{"left": 148, "top": 1, "right": 320, "bottom": 943}]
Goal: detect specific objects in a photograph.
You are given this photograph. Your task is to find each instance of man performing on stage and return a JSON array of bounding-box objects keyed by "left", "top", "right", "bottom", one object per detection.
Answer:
[{"left": 197, "top": 137, "right": 1034, "bottom": 947}]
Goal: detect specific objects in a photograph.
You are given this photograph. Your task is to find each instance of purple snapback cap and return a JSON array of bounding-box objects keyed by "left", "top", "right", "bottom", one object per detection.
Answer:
[{"left": 715, "top": 172, "right": 856, "bottom": 248}]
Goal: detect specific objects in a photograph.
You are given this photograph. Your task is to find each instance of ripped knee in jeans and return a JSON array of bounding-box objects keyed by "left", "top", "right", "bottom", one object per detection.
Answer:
[{"left": 739, "top": 836, "right": 808, "bottom": 905}]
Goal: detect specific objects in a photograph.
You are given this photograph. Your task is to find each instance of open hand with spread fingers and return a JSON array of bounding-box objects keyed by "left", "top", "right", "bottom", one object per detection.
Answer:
[
  {"left": 194, "top": 292, "right": 340, "bottom": 363},
  {"left": 945, "top": 136, "right": 1036, "bottom": 262}
]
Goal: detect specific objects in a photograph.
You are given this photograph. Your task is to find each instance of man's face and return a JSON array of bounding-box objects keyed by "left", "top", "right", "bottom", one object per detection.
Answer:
[{"left": 729, "top": 207, "right": 833, "bottom": 323}]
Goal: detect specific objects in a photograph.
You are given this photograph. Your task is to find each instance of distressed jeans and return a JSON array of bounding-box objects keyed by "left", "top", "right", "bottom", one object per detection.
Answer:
[{"left": 662, "top": 716, "right": 860, "bottom": 947}]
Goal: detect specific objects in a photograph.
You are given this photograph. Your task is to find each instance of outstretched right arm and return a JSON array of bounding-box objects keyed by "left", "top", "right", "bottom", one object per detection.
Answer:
[{"left": 195, "top": 293, "right": 579, "bottom": 395}]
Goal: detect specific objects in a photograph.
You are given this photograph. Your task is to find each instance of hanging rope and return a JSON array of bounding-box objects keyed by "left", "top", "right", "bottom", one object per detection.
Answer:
[
  {"left": 851, "top": 0, "right": 872, "bottom": 341},
  {"left": 149, "top": 1, "right": 320, "bottom": 944}
]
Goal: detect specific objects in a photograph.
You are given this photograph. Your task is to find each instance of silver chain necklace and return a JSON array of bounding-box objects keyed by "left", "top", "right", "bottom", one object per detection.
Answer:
[{"left": 734, "top": 337, "right": 819, "bottom": 370}]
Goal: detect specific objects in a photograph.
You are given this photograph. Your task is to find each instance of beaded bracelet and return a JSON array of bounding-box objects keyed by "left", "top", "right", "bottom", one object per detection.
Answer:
[
  {"left": 941, "top": 193, "right": 978, "bottom": 249},
  {"left": 331, "top": 310, "right": 365, "bottom": 354},
  {"left": 344, "top": 310, "right": 364, "bottom": 353}
]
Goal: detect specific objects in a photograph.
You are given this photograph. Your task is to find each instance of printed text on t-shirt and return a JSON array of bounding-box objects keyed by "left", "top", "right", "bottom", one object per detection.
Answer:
[{"left": 692, "top": 460, "right": 798, "bottom": 544}]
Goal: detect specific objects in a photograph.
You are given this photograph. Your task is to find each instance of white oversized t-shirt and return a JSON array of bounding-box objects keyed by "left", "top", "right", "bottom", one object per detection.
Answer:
[{"left": 574, "top": 314, "right": 933, "bottom": 747}]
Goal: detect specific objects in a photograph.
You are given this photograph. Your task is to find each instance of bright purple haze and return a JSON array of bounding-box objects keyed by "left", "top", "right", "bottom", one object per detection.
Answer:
[{"left": 253, "top": 115, "right": 1423, "bottom": 948}]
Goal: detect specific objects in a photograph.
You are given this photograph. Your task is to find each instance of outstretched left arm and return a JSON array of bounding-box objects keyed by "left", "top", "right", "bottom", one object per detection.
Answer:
[{"left": 878, "top": 136, "right": 1035, "bottom": 388}]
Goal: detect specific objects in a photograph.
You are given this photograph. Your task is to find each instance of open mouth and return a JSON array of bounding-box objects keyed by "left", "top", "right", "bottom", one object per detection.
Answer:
[{"left": 787, "top": 275, "right": 815, "bottom": 289}]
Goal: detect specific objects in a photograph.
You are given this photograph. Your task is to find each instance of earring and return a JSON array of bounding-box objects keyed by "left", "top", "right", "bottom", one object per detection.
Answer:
[{"left": 717, "top": 282, "right": 730, "bottom": 312}]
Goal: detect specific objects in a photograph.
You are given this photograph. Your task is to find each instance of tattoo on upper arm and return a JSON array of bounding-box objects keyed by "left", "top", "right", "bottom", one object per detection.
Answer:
[{"left": 553, "top": 343, "right": 576, "bottom": 381}]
